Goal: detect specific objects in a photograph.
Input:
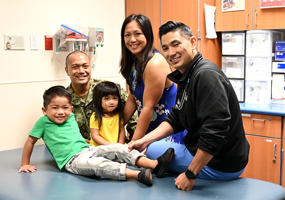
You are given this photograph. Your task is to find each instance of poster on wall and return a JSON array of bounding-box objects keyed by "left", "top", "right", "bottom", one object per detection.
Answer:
[
  {"left": 260, "top": 0, "right": 285, "bottom": 9},
  {"left": 222, "top": 0, "right": 245, "bottom": 12}
]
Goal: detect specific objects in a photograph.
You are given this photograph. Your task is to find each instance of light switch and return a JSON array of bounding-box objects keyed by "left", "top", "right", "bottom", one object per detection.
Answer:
[{"left": 30, "top": 35, "right": 39, "bottom": 50}]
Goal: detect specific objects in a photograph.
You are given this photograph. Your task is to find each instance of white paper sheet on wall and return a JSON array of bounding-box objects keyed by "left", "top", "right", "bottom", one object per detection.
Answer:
[
  {"left": 204, "top": 4, "right": 217, "bottom": 39},
  {"left": 272, "top": 74, "right": 284, "bottom": 99}
]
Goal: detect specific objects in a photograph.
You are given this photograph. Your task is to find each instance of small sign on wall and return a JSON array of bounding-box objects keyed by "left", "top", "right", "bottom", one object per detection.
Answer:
[
  {"left": 260, "top": 0, "right": 285, "bottom": 9},
  {"left": 222, "top": 0, "right": 245, "bottom": 12}
]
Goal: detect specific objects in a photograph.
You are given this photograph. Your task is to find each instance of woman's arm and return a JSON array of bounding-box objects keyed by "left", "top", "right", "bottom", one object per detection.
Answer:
[
  {"left": 118, "top": 124, "right": 126, "bottom": 144},
  {"left": 131, "top": 54, "right": 172, "bottom": 141},
  {"left": 123, "top": 93, "right": 137, "bottom": 125},
  {"left": 90, "top": 128, "right": 111, "bottom": 145}
]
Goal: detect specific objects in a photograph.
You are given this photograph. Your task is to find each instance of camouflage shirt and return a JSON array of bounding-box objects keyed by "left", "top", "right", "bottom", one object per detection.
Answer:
[{"left": 67, "top": 78, "right": 138, "bottom": 140}]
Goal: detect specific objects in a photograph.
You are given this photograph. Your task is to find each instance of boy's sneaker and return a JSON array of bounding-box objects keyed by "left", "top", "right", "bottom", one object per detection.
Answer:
[
  {"left": 152, "top": 148, "right": 174, "bottom": 178},
  {"left": 138, "top": 169, "right": 153, "bottom": 186}
]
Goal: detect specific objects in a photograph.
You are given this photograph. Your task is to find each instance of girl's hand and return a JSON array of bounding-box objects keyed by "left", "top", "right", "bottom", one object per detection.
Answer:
[{"left": 19, "top": 165, "right": 37, "bottom": 173}]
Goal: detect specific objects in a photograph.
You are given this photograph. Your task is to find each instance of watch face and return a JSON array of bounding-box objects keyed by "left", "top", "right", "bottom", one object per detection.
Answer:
[{"left": 186, "top": 169, "right": 197, "bottom": 179}]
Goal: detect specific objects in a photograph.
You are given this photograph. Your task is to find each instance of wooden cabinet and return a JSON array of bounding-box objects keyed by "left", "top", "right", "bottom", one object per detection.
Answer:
[
  {"left": 125, "top": 0, "right": 160, "bottom": 49},
  {"left": 242, "top": 113, "right": 282, "bottom": 138},
  {"left": 240, "top": 113, "right": 282, "bottom": 184},
  {"left": 215, "top": 0, "right": 285, "bottom": 31},
  {"left": 281, "top": 120, "right": 285, "bottom": 187},
  {"left": 215, "top": 0, "right": 253, "bottom": 31},
  {"left": 281, "top": 138, "right": 285, "bottom": 187},
  {"left": 241, "top": 135, "right": 281, "bottom": 184},
  {"left": 125, "top": 0, "right": 221, "bottom": 68},
  {"left": 160, "top": 0, "right": 198, "bottom": 40},
  {"left": 253, "top": 1, "right": 285, "bottom": 30}
]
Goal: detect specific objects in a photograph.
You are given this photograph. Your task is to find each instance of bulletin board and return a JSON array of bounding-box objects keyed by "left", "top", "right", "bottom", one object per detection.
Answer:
[{"left": 260, "top": 0, "right": 285, "bottom": 9}]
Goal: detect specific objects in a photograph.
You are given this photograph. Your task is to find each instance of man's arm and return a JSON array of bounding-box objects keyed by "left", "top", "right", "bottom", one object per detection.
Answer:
[
  {"left": 19, "top": 136, "right": 38, "bottom": 173},
  {"left": 128, "top": 121, "right": 174, "bottom": 152},
  {"left": 174, "top": 148, "right": 213, "bottom": 191}
]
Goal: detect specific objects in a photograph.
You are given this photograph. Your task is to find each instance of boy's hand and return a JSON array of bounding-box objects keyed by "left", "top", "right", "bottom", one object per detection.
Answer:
[{"left": 19, "top": 165, "right": 37, "bottom": 173}]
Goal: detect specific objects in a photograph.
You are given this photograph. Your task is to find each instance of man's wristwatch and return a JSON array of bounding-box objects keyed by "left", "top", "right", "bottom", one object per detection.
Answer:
[{"left": 185, "top": 168, "right": 198, "bottom": 180}]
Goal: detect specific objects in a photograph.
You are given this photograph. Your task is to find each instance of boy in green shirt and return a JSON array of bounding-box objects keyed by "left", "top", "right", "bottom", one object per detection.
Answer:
[{"left": 19, "top": 86, "right": 174, "bottom": 186}]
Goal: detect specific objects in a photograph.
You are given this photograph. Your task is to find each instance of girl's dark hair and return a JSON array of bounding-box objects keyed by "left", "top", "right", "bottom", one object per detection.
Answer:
[
  {"left": 120, "top": 14, "right": 157, "bottom": 86},
  {"left": 43, "top": 85, "right": 72, "bottom": 108},
  {"left": 159, "top": 21, "right": 193, "bottom": 40},
  {"left": 92, "top": 81, "right": 124, "bottom": 129}
]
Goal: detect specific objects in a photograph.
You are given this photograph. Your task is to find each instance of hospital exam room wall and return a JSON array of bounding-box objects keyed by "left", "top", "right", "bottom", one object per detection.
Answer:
[{"left": 0, "top": 0, "right": 126, "bottom": 151}]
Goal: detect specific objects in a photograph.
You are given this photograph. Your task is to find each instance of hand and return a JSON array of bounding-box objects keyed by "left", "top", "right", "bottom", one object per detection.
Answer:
[
  {"left": 174, "top": 172, "right": 195, "bottom": 191},
  {"left": 85, "top": 139, "right": 90, "bottom": 144},
  {"left": 19, "top": 165, "right": 37, "bottom": 173},
  {"left": 127, "top": 138, "right": 147, "bottom": 152}
]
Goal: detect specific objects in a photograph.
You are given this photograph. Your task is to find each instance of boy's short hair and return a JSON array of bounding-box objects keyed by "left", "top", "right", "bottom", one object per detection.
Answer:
[
  {"left": 159, "top": 21, "right": 193, "bottom": 40},
  {"left": 43, "top": 86, "right": 72, "bottom": 108}
]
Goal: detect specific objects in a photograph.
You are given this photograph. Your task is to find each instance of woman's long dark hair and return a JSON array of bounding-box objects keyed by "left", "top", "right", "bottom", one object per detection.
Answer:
[
  {"left": 92, "top": 81, "right": 124, "bottom": 129},
  {"left": 120, "top": 14, "right": 157, "bottom": 86}
]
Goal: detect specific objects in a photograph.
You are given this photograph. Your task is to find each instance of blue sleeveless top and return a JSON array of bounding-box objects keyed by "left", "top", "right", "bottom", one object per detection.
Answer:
[
  {"left": 130, "top": 67, "right": 177, "bottom": 134},
  {"left": 129, "top": 53, "right": 181, "bottom": 136}
]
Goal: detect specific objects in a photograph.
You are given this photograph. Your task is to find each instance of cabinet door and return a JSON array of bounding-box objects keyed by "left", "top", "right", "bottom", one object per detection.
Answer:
[
  {"left": 215, "top": 0, "right": 252, "bottom": 31},
  {"left": 253, "top": 0, "right": 285, "bottom": 30},
  {"left": 125, "top": 0, "right": 160, "bottom": 50},
  {"left": 242, "top": 113, "right": 282, "bottom": 138},
  {"left": 240, "top": 135, "right": 281, "bottom": 184},
  {"left": 281, "top": 136, "right": 285, "bottom": 187},
  {"left": 161, "top": 0, "right": 198, "bottom": 39}
]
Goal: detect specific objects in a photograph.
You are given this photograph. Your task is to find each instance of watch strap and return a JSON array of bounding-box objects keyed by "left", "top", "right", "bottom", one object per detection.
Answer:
[{"left": 185, "top": 168, "right": 197, "bottom": 180}]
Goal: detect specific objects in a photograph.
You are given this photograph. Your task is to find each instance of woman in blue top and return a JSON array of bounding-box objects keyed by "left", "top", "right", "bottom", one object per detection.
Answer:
[{"left": 120, "top": 14, "right": 186, "bottom": 142}]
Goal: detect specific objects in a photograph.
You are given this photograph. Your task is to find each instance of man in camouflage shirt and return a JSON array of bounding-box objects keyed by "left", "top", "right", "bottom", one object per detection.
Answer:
[{"left": 65, "top": 51, "right": 137, "bottom": 142}]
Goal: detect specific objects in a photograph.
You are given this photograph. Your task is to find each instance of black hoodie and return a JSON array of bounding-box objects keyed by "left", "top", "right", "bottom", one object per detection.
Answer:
[{"left": 164, "top": 52, "right": 249, "bottom": 172}]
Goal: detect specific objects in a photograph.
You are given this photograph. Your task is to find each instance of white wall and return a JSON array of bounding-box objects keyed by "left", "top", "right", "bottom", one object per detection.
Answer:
[{"left": 0, "top": 0, "right": 126, "bottom": 151}]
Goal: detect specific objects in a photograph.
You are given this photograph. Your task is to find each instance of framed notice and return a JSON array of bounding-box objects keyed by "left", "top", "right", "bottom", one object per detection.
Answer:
[
  {"left": 260, "top": 0, "right": 285, "bottom": 9},
  {"left": 222, "top": 0, "right": 245, "bottom": 12}
]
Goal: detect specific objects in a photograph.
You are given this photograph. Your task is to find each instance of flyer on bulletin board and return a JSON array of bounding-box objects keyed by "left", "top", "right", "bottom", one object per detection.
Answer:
[
  {"left": 260, "top": 0, "right": 285, "bottom": 9},
  {"left": 222, "top": 0, "right": 245, "bottom": 12}
]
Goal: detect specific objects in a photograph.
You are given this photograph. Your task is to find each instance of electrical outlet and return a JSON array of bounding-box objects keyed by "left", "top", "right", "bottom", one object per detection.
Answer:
[{"left": 30, "top": 35, "right": 39, "bottom": 50}]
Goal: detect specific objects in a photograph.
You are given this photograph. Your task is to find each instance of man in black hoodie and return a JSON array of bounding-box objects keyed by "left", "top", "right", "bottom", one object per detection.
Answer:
[{"left": 128, "top": 21, "right": 249, "bottom": 191}]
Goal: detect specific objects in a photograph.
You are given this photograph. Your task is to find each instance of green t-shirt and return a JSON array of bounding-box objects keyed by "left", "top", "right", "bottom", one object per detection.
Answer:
[{"left": 29, "top": 113, "right": 89, "bottom": 170}]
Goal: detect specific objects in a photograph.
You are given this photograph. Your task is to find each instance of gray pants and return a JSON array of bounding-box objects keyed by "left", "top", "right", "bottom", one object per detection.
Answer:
[{"left": 64, "top": 144, "right": 145, "bottom": 180}]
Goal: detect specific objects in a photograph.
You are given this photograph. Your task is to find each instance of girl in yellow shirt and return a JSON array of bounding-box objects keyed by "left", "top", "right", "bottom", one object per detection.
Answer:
[{"left": 90, "top": 81, "right": 125, "bottom": 146}]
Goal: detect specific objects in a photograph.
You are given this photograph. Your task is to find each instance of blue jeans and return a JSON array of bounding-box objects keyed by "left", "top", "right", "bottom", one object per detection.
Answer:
[
  {"left": 65, "top": 144, "right": 144, "bottom": 180},
  {"left": 146, "top": 140, "right": 244, "bottom": 181}
]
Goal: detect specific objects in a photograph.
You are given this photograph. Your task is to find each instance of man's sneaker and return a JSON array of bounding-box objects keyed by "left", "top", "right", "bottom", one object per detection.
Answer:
[
  {"left": 138, "top": 169, "right": 153, "bottom": 186},
  {"left": 152, "top": 148, "right": 174, "bottom": 178}
]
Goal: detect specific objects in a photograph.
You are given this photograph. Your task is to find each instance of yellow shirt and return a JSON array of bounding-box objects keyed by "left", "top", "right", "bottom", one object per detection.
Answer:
[{"left": 89, "top": 112, "right": 123, "bottom": 147}]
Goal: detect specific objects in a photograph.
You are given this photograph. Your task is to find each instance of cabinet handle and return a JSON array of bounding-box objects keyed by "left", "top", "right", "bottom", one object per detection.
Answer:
[
  {"left": 255, "top": 12, "right": 258, "bottom": 26},
  {"left": 246, "top": 13, "right": 249, "bottom": 26},
  {"left": 252, "top": 118, "right": 265, "bottom": 122},
  {"left": 273, "top": 143, "right": 277, "bottom": 163}
]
